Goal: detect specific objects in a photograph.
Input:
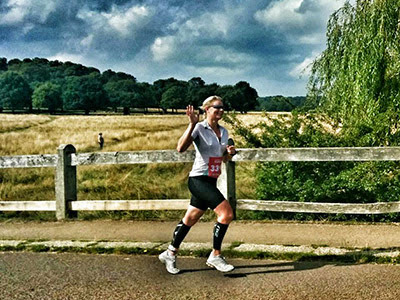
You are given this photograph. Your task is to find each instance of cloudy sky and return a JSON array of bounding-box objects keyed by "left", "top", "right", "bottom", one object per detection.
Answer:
[{"left": 0, "top": 0, "right": 349, "bottom": 96}]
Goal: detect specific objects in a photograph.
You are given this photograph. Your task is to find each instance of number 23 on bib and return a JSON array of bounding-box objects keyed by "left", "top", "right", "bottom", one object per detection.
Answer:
[{"left": 208, "top": 157, "right": 222, "bottom": 178}]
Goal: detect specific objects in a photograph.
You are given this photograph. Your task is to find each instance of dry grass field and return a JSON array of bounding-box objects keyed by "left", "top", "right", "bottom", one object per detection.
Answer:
[
  {"left": 0, "top": 114, "right": 191, "bottom": 155},
  {"left": 0, "top": 113, "right": 259, "bottom": 219}
]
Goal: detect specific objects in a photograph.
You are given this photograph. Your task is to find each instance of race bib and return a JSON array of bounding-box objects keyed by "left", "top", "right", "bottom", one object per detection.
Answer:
[{"left": 208, "top": 157, "right": 222, "bottom": 178}]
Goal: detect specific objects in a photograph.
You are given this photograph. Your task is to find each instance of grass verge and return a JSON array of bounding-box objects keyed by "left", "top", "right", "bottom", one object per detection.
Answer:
[{"left": 1, "top": 241, "right": 399, "bottom": 265}]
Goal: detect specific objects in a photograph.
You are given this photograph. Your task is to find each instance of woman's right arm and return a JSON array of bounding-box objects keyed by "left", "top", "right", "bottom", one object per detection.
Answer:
[{"left": 177, "top": 105, "right": 198, "bottom": 153}]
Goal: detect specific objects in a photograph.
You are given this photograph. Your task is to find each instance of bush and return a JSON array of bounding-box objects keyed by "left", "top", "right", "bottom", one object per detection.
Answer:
[{"left": 224, "top": 112, "right": 400, "bottom": 222}]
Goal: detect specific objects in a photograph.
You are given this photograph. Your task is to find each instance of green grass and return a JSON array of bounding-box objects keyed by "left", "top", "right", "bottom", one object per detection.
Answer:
[{"left": 1, "top": 240, "right": 399, "bottom": 264}]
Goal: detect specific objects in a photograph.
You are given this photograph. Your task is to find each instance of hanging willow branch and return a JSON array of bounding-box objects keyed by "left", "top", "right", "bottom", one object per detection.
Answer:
[{"left": 307, "top": 0, "right": 400, "bottom": 145}]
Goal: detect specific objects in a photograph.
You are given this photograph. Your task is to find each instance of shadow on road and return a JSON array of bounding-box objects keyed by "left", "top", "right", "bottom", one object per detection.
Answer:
[
  {"left": 180, "top": 261, "right": 341, "bottom": 278},
  {"left": 225, "top": 261, "right": 330, "bottom": 278}
]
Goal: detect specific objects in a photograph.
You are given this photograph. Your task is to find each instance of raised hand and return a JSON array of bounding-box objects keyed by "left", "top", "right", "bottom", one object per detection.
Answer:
[{"left": 186, "top": 105, "right": 199, "bottom": 125}]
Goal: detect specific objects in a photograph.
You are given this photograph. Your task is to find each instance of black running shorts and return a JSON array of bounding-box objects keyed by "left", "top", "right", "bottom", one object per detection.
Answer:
[{"left": 188, "top": 176, "right": 225, "bottom": 211}]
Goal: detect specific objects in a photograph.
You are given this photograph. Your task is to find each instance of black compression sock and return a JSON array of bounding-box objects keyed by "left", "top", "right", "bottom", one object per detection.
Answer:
[
  {"left": 213, "top": 222, "right": 229, "bottom": 251},
  {"left": 171, "top": 220, "right": 191, "bottom": 249}
]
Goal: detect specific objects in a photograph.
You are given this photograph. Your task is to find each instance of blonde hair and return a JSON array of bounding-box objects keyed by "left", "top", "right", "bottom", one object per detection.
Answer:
[{"left": 201, "top": 95, "right": 223, "bottom": 111}]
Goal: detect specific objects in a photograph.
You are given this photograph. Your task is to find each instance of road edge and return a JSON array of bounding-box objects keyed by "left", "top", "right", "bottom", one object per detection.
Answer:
[{"left": 1, "top": 239, "right": 399, "bottom": 264}]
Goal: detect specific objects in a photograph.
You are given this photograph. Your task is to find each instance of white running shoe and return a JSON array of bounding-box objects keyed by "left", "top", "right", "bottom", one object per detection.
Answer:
[
  {"left": 159, "top": 250, "right": 180, "bottom": 275},
  {"left": 206, "top": 253, "right": 234, "bottom": 272}
]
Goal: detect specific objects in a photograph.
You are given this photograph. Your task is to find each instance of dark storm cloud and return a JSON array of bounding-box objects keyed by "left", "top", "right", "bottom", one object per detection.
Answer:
[{"left": 0, "top": 0, "right": 348, "bottom": 95}]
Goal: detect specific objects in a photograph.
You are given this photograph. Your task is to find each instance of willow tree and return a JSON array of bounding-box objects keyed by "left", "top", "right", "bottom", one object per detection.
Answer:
[
  {"left": 222, "top": 0, "right": 400, "bottom": 221},
  {"left": 308, "top": 0, "right": 400, "bottom": 145}
]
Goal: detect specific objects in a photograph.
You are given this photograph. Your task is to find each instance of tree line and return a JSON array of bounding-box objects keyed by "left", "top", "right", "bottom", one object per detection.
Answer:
[
  {"left": 257, "top": 96, "right": 306, "bottom": 112},
  {"left": 0, "top": 57, "right": 261, "bottom": 114}
]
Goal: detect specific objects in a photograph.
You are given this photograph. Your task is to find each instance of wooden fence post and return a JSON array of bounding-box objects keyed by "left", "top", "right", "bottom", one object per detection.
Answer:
[
  {"left": 55, "top": 144, "right": 77, "bottom": 220},
  {"left": 218, "top": 160, "right": 237, "bottom": 219}
]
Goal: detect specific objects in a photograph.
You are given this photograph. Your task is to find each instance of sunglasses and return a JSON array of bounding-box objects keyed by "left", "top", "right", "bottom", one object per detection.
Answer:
[{"left": 211, "top": 105, "right": 224, "bottom": 109}]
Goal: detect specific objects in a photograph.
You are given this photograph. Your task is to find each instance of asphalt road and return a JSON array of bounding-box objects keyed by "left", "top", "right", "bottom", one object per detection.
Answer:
[{"left": 1, "top": 252, "right": 400, "bottom": 300}]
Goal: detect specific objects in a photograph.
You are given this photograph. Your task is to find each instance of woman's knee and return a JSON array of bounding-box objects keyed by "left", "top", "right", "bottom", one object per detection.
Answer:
[
  {"left": 183, "top": 206, "right": 204, "bottom": 226},
  {"left": 215, "top": 201, "right": 234, "bottom": 224},
  {"left": 217, "top": 210, "right": 234, "bottom": 224},
  {"left": 182, "top": 215, "right": 199, "bottom": 226}
]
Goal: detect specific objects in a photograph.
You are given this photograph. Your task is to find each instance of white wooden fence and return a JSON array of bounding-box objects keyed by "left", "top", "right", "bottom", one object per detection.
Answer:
[{"left": 1, "top": 144, "right": 400, "bottom": 220}]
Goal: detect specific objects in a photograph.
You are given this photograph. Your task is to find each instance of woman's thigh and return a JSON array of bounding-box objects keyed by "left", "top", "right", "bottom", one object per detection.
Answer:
[{"left": 188, "top": 176, "right": 225, "bottom": 210}]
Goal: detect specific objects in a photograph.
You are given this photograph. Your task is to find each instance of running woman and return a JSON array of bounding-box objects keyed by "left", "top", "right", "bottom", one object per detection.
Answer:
[{"left": 159, "top": 95, "right": 237, "bottom": 274}]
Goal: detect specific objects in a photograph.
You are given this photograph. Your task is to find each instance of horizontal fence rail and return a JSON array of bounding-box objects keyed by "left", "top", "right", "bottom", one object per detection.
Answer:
[
  {"left": 4, "top": 147, "right": 400, "bottom": 169},
  {"left": 235, "top": 147, "right": 400, "bottom": 162},
  {"left": 236, "top": 200, "right": 400, "bottom": 214},
  {"left": 1, "top": 145, "right": 400, "bottom": 219},
  {"left": 0, "top": 201, "right": 56, "bottom": 211},
  {"left": 3, "top": 199, "right": 400, "bottom": 215},
  {"left": 70, "top": 200, "right": 190, "bottom": 211},
  {"left": 0, "top": 154, "right": 58, "bottom": 168}
]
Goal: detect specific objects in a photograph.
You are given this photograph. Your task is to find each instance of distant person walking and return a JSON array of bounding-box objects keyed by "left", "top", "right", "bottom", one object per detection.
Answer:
[
  {"left": 159, "top": 95, "right": 237, "bottom": 274},
  {"left": 98, "top": 133, "right": 104, "bottom": 150}
]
